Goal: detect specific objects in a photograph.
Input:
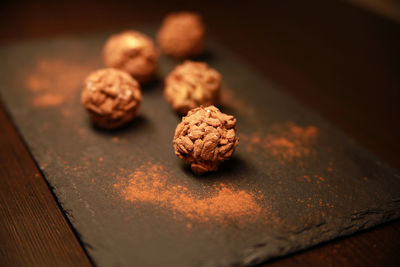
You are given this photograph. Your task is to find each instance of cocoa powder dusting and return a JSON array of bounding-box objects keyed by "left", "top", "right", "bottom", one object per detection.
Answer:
[
  {"left": 113, "top": 162, "right": 265, "bottom": 224},
  {"left": 25, "top": 58, "right": 94, "bottom": 108},
  {"left": 33, "top": 93, "right": 64, "bottom": 107},
  {"left": 240, "top": 122, "right": 319, "bottom": 163},
  {"left": 221, "top": 89, "right": 255, "bottom": 116}
]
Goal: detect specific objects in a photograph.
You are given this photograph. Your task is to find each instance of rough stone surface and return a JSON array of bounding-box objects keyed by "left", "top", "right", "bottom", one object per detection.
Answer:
[
  {"left": 164, "top": 61, "right": 221, "bottom": 115},
  {"left": 157, "top": 12, "right": 205, "bottom": 58},
  {"left": 81, "top": 68, "right": 142, "bottom": 129},
  {"left": 173, "top": 105, "right": 239, "bottom": 174},
  {"left": 103, "top": 30, "right": 158, "bottom": 83}
]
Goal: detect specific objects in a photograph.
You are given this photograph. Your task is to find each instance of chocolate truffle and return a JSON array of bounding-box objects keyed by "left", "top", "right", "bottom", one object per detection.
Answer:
[
  {"left": 164, "top": 61, "right": 221, "bottom": 115},
  {"left": 81, "top": 68, "right": 142, "bottom": 129},
  {"left": 173, "top": 105, "right": 239, "bottom": 175},
  {"left": 103, "top": 30, "right": 158, "bottom": 83},
  {"left": 157, "top": 12, "right": 205, "bottom": 58}
]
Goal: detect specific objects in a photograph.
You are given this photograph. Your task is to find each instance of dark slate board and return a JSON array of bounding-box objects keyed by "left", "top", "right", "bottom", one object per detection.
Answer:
[{"left": 0, "top": 26, "right": 399, "bottom": 267}]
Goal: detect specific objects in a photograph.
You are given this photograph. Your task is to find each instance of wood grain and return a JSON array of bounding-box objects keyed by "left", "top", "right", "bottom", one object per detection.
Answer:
[
  {"left": 0, "top": 104, "right": 92, "bottom": 266},
  {"left": 0, "top": 0, "right": 399, "bottom": 266}
]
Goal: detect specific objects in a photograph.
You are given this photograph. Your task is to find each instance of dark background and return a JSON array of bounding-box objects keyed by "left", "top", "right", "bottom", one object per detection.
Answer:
[{"left": 0, "top": 0, "right": 399, "bottom": 266}]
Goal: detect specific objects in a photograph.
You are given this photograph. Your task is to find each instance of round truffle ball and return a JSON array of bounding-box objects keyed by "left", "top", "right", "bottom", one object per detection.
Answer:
[
  {"left": 164, "top": 61, "right": 221, "bottom": 115},
  {"left": 103, "top": 30, "right": 158, "bottom": 83},
  {"left": 81, "top": 68, "right": 142, "bottom": 129},
  {"left": 157, "top": 12, "right": 205, "bottom": 58},
  {"left": 173, "top": 105, "right": 239, "bottom": 175}
]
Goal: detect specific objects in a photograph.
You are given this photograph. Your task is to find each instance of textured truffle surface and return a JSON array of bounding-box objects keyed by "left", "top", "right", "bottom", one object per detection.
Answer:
[
  {"left": 173, "top": 105, "right": 239, "bottom": 174},
  {"left": 103, "top": 30, "right": 158, "bottom": 83},
  {"left": 157, "top": 12, "right": 205, "bottom": 58},
  {"left": 164, "top": 61, "right": 221, "bottom": 115},
  {"left": 81, "top": 68, "right": 142, "bottom": 129}
]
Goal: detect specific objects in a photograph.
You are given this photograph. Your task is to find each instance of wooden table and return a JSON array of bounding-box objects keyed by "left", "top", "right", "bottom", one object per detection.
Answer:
[{"left": 1, "top": 0, "right": 399, "bottom": 266}]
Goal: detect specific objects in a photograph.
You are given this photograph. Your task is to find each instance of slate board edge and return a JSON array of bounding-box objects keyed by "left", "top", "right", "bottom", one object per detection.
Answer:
[
  {"left": 238, "top": 199, "right": 400, "bottom": 266},
  {"left": 0, "top": 97, "right": 97, "bottom": 266}
]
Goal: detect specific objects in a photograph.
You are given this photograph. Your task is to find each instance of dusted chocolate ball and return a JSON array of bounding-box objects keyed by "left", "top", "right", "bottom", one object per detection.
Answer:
[
  {"left": 164, "top": 61, "right": 221, "bottom": 115},
  {"left": 173, "top": 105, "right": 239, "bottom": 175},
  {"left": 103, "top": 30, "right": 158, "bottom": 83},
  {"left": 81, "top": 68, "right": 142, "bottom": 129},
  {"left": 157, "top": 12, "right": 205, "bottom": 58}
]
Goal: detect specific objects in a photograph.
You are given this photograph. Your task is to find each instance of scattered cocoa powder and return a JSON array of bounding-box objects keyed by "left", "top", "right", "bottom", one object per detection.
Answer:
[
  {"left": 113, "top": 162, "right": 265, "bottom": 224},
  {"left": 297, "top": 175, "right": 326, "bottom": 184},
  {"left": 240, "top": 122, "right": 319, "bottom": 163},
  {"left": 221, "top": 89, "right": 255, "bottom": 116},
  {"left": 25, "top": 57, "right": 94, "bottom": 108},
  {"left": 32, "top": 93, "right": 64, "bottom": 107},
  {"left": 111, "top": 136, "right": 128, "bottom": 144}
]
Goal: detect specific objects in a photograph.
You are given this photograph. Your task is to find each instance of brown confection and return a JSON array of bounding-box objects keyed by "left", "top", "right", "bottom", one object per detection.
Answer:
[
  {"left": 102, "top": 30, "right": 158, "bottom": 83},
  {"left": 173, "top": 105, "right": 239, "bottom": 175},
  {"left": 164, "top": 61, "right": 221, "bottom": 115},
  {"left": 81, "top": 68, "right": 142, "bottom": 129},
  {"left": 157, "top": 12, "right": 205, "bottom": 58}
]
